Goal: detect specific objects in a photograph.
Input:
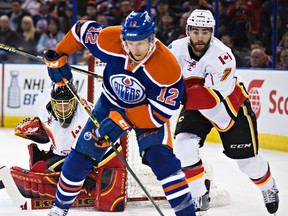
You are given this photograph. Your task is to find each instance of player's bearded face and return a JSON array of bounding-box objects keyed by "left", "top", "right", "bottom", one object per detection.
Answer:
[
  {"left": 125, "top": 39, "right": 151, "bottom": 61},
  {"left": 188, "top": 27, "right": 212, "bottom": 54}
]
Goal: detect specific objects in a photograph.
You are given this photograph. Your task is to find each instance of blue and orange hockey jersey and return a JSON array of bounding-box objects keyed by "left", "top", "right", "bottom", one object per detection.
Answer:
[{"left": 55, "top": 21, "right": 184, "bottom": 129}]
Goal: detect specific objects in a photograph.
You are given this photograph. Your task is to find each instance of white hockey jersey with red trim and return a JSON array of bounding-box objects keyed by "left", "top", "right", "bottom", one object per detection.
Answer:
[{"left": 169, "top": 37, "right": 248, "bottom": 131}]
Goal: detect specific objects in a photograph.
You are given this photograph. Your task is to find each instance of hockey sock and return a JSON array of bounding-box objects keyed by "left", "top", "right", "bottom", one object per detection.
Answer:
[
  {"left": 183, "top": 160, "right": 207, "bottom": 197},
  {"left": 54, "top": 149, "right": 94, "bottom": 209},
  {"left": 145, "top": 145, "right": 196, "bottom": 216}
]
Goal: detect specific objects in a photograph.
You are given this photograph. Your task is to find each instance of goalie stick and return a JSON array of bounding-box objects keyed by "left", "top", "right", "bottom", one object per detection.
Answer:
[
  {"left": 0, "top": 166, "right": 31, "bottom": 210},
  {"left": 0, "top": 43, "right": 103, "bottom": 79}
]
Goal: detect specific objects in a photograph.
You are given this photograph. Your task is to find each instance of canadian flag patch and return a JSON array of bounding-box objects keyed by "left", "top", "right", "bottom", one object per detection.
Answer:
[{"left": 218, "top": 52, "right": 232, "bottom": 64}]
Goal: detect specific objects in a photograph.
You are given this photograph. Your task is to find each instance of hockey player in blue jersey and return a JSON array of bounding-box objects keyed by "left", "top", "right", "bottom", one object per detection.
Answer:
[{"left": 43, "top": 11, "right": 196, "bottom": 216}]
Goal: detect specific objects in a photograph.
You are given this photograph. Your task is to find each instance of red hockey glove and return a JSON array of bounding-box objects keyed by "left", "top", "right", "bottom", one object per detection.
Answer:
[
  {"left": 14, "top": 117, "right": 49, "bottom": 143},
  {"left": 95, "top": 109, "right": 132, "bottom": 148},
  {"left": 43, "top": 50, "right": 72, "bottom": 86}
]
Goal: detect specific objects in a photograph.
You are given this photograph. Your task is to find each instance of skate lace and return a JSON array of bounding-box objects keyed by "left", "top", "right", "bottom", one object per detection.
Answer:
[
  {"left": 262, "top": 186, "right": 279, "bottom": 204},
  {"left": 48, "top": 205, "right": 68, "bottom": 216},
  {"left": 192, "top": 196, "right": 203, "bottom": 209}
]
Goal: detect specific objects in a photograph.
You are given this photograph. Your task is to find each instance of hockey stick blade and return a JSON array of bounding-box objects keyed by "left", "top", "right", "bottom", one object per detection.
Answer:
[
  {"left": 0, "top": 166, "right": 31, "bottom": 210},
  {"left": 0, "top": 43, "right": 103, "bottom": 79},
  {"left": 0, "top": 180, "right": 4, "bottom": 189}
]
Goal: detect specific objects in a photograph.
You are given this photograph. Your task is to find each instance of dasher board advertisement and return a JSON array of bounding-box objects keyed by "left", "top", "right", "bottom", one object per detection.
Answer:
[
  {"left": 2, "top": 64, "right": 88, "bottom": 126},
  {"left": 237, "top": 69, "right": 288, "bottom": 136}
]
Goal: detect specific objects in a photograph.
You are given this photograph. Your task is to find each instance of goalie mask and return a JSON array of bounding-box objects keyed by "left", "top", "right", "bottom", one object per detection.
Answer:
[{"left": 50, "top": 85, "right": 77, "bottom": 128}]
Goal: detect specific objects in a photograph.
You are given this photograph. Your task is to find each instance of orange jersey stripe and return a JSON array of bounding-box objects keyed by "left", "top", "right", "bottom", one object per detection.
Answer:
[
  {"left": 152, "top": 110, "right": 169, "bottom": 123},
  {"left": 125, "top": 104, "right": 156, "bottom": 128},
  {"left": 56, "top": 29, "right": 85, "bottom": 55},
  {"left": 97, "top": 26, "right": 126, "bottom": 55},
  {"left": 59, "top": 179, "right": 82, "bottom": 192},
  {"left": 163, "top": 179, "right": 187, "bottom": 193},
  {"left": 145, "top": 41, "right": 182, "bottom": 85}
]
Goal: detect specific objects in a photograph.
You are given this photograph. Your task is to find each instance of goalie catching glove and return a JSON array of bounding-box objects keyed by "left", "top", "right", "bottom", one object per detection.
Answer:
[
  {"left": 43, "top": 49, "right": 72, "bottom": 86},
  {"left": 14, "top": 117, "right": 49, "bottom": 143},
  {"left": 95, "top": 109, "right": 132, "bottom": 148}
]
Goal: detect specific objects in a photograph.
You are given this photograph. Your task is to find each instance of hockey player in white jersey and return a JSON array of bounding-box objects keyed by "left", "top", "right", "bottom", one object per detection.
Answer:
[{"left": 168, "top": 9, "right": 279, "bottom": 215}]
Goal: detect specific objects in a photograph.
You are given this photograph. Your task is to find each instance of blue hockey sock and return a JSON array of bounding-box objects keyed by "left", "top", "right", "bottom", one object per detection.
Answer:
[{"left": 54, "top": 150, "right": 94, "bottom": 209}]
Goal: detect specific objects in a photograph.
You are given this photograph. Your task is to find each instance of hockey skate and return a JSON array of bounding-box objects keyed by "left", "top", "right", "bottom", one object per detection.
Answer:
[
  {"left": 193, "top": 191, "right": 210, "bottom": 211},
  {"left": 47, "top": 204, "right": 69, "bottom": 216},
  {"left": 193, "top": 179, "right": 210, "bottom": 216},
  {"left": 262, "top": 178, "right": 279, "bottom": 215}
]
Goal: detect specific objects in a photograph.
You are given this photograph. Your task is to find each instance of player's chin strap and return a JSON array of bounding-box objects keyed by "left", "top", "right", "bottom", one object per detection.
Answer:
[
  {"left": 62, "top": 81, "right": 164, "bottom": 216},
  {"left": 0, "top": 43, "right": 103, "bottom": 79}
]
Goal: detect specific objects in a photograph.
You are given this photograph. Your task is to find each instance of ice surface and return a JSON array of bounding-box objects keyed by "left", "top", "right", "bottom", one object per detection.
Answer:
[{"left": 0, "top": 128, "right": 287, "bottom": 216}]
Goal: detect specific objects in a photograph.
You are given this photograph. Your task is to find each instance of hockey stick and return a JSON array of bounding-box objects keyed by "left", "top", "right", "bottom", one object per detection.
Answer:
[
  {"left": 0, "top": 166, "right": 31, "bottom": 210},
  {"left": 0, "top": 179, "right": 4, "bottom": 189},
  {"left": 0, "top": 43, "right": 103, "bottom": 79},
  {"left": 63, "top": 81, "right": 164, "bottom": 216}
]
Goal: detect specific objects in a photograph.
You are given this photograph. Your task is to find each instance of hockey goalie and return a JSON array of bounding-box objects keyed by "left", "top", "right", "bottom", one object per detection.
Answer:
[{"left": 10, "top": 84, "right": 127, "bottom": 212}]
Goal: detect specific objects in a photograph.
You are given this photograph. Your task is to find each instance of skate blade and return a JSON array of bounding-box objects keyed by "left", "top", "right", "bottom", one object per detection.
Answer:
[{"left": 196, "top": 211, "right": 209, "bottom": 216}]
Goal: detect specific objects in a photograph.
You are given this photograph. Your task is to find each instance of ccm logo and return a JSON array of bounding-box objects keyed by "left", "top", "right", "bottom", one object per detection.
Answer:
[
  {"left": 230, "top": 143, "right": 251, "bottom": 148},
  {"left": 46, "top": 61, "right": 59, "bottom": 68}
]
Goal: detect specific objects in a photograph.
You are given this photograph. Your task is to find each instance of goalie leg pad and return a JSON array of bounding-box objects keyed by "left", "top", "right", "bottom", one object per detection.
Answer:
[
  {"left": 94, "top": 166, "right": 127, "bottom": 212},
  {"left": 94, "top": 144, "right": 127, "bottom": 212},
  {"left": 27, "top": 144, "right": 47, "bottom": 169},
  {"left": 10, "top": 166, "right": 98, "bottom": 209},
  {"left": 10, "top": 166, "right": 60, "bottom": 198}
]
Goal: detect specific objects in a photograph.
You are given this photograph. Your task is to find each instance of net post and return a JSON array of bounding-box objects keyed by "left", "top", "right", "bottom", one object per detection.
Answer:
[{"left": 87, "top": 53, "right": 95, "bottom": 103}]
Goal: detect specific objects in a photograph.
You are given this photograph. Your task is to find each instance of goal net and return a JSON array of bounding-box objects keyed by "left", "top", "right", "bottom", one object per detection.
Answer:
[{"left": 87, "top": 55, "right": 230, "bottom": 207}]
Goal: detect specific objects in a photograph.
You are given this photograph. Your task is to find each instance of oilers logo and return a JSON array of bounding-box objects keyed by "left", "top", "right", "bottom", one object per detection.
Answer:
[
  {"left": 83, "top": 131, "right": 92, "bottom": 141},
  {"left": 110, "top": 75, "right": 145, "bottom": 104}
]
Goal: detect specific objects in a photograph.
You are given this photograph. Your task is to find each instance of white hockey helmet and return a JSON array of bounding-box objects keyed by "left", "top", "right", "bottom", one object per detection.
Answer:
[{"left": 186, "top": 9, "right": 215, "bottom": 36}]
